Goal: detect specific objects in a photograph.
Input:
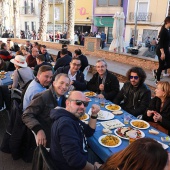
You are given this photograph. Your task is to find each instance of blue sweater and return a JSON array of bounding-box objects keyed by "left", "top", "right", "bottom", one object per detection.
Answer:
[
  {"left": 23, "top": 79, "right": 46, "bottom": 110},
  {"left": 50, "top": 108, "right": 95, "bottom": 170}
]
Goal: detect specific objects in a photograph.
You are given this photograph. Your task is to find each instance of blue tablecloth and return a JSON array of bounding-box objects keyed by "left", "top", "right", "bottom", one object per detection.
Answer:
[
  {"left": 85, "top": 96, "right": 170, "bottom": 162},
  {"left": 2, "top": 71, "right": 13, "bottom": 85}
]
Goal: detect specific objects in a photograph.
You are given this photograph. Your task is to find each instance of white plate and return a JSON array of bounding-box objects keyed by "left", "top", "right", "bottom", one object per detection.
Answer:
[
  {"left": 84, "top": 91, "right": 97, "bottom": 97},
  {"left": 130, "top": 120, "right": 150, "bottom": 129},
  {"left": 88, "top": 109, "right": 114, "bottom": 121},
  {"left": 0, "top": 71, "right": 7, "bottom": 75},
  {"left": 101, "top": 119, "right": 125, "bottom": 129},
  {"left": 98, "top": 135, "right": 122, "bottom": 148},
  {"left": 105, "top": 104, "right": 121, "bottom": 111},
  {"left": 112, "top": 111, "right": 123, "bottom": 115},
  {"left": 79, "top": 113, "right": 89, "bottom": 121},
  {"left": 114, "top": 127, "right": 145, "bottom": 140},
  {"left": 157, "top": 141, "right": 169, "bottom": 150}
]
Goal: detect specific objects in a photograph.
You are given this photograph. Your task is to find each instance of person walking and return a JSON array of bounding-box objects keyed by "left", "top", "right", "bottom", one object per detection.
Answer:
[{"left": 153, "top": 16, "right": 170, "bottom": 84}]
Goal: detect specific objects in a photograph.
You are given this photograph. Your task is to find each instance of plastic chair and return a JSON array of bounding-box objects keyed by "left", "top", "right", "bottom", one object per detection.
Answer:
[
  {"left": 83, "top": 65, "right": 90, "bottom": 80},
  {"left": 119, "top": 82, "right": 124, "bottom": 90}
]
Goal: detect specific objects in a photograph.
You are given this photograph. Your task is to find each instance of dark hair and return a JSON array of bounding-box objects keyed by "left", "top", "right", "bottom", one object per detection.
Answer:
[
  {"left": 1, "top": 43, "right": 6, "bottom": 49},
  {"left": 74, "top": 49, "right": 82, "bottom": 56},
  {"left": 37, "top": 65, "right": 52, "bottom": 75},
  {"left": 61, "top": 48, "right": 68, "bottom": 55},
  {"left": 34, "top": 42, "right": 39, "bottom": 46},
  {"left": 71, "top": 57, "right": 81, "bottom": 64},
  {"left": 62, "top": 44, "right": 67, "bottom": 48},
  {"left": 100, "top": 138, "right": 168, "bottom": 170},
  {"left": 36, "top": 54, "right": 45, "bottom": 61},
  {"left": 158, "top": 16, "right": 170, "bottom": 38},
  {"left": 126, "top": 67, "right": 146, "bottom": 84},
  {"left": 41, "top": 45, "right": 46, "bottom": 48}
]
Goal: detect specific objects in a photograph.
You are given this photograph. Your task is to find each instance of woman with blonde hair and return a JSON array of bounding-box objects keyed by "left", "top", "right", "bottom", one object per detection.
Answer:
[
  {"left": 97, "top": 138, "right": 169, "bottom": 170},
  {"left": 143, "top": 81, "right": 170, "bottom": 134}
]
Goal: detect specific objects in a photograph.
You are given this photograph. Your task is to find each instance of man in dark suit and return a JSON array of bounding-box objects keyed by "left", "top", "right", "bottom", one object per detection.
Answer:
[
  {"left": 57, "top": 44, "right": 72, "bottom": 60},
  {"left": 74, "top": 49, "right": 88, "bottom": 72},
  {"left": 54, "top": 48, "right": 72, "bottom": 71}
]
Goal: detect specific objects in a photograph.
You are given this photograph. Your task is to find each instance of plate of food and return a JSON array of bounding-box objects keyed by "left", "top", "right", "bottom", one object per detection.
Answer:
[
  {"left": 0, "top": 75, "right": 6, "bottom": 79},
  {"left": 105, "top": 104, "right": 121, "bottom": 111},
  {"left": 98, "top": 135, "right": 122, "bottom": 148},
  {"left": 84, "top": 91, "right": 97, "bottom": 97},
  {"left": 130, "top": 120, "right": 150, "bottom": 129},
  {"left": 79, "top": 113, "right": 89, "bottom": 121},
  {"left": 114, "top": 127, "right": 145, "bottom": 140},
  {"left": 97, "top": 110, "right": 114, "bottom": 120},
  {"left": 0, "top": 71, "right": 7, "bottom": 75}
]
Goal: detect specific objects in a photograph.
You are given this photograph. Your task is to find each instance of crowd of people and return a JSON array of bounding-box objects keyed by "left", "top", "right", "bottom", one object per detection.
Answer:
[{"left": 0, "top": 36, "right": 170, "bottom": 169}]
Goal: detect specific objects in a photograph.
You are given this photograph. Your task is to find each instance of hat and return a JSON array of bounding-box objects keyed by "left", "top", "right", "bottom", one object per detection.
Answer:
[{"left": 10, "top": 55, "right": 27, "bottom": 67}]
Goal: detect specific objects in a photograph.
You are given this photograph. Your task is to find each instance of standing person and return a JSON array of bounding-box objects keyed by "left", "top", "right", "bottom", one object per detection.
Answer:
[
  {"left": 100, "top": 31, "right": 106, "bottom": 49},
  {"left": 153, "top": 16, "right": 170, "bottom": 83},
  {"left": 114, "top": 67, "right": 151, "bottom": 117},
  {"left": 129, "top": 35, "right": 134, "bottom": 47},
  {"left": 50, "top": 91, "right": 101, "bottom": 170}
]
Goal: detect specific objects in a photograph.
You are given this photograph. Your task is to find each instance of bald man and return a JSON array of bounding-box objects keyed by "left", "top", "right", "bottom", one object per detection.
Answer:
[
  {"left": 50, "top": 91, "right": 100, "bottom": 170},
  {"left": 26, "top": 47, "right": 39, "bottom": 68}
]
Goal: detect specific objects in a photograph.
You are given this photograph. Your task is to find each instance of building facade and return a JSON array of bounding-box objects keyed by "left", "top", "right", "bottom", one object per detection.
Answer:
[
  {"left": 125, "top": 0, "right": 169, "bottom": 44},
  {"left": 92, "top": 0, "right": 128, "bottom": 43}
]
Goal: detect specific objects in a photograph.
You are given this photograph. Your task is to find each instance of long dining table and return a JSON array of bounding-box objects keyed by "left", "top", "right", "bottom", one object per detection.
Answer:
[
  {"left": 1, "top": 71, "right": 13, "bottom": 85},
  {"left": 85, "top": 94, "right": 170, "bottom": 162}
]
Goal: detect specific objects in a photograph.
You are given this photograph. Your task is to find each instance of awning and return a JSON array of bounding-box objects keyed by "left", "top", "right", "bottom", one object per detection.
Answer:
[{"left": 94, "top": 17, "right": 114, "bottom": 27}]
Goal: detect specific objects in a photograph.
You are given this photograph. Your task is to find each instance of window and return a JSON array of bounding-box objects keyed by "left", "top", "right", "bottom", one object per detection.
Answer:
[
  {"left": 137, "top": 2, "right": 149, "bottom": 21},
  {"left": 97, "top": 0, "right": 121, "bottom": 6},
  {"left": 55, "top": 7, "right": 60, "bottom": 21},
  {"left": 47, "top": 24, "right": 62, "bottom": 32}
]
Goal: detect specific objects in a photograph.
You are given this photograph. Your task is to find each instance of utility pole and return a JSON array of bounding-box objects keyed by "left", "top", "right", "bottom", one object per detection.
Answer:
[
  {"left": 134, "top": 0, "right": 139, "bottom": 46},
  {"left": 53, "top": 0, "right": 55, "bottom": 42}
]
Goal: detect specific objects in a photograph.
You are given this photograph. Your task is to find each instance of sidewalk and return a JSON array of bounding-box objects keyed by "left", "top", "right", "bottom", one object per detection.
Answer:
[{"left": 47, "top": 48, "right": 169, "bottom": 89}]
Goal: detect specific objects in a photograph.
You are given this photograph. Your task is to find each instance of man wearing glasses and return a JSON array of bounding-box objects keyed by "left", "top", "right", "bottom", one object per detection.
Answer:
[
  {"left": 22, "top": 73, "right": 70, "bottom": 147},
  {"left": 54, "top": 57, "right": 86, "bottom": 91},
  {"left": 87, "top": 59, "right": 119, "bottom": 101},
  {"left": 114, "top": 67, "right": 151, "bottom": 117},
  {"left": 50, "top": 91, "right": 101, "bottom": 170}
]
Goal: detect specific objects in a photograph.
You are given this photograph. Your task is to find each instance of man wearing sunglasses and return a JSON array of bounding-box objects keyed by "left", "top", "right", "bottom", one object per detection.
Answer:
[
  {"left": 50, "top": 91, "right": 101, "bottom": 170},
  {"left": 22, "top": 73, "right": 70, "bottom": 148},
  {"left": 54, "top": 57, "right": 86, "bottom": 91},
  {"left": 114, "top": 67, "right": 151, "bottom": 117}
]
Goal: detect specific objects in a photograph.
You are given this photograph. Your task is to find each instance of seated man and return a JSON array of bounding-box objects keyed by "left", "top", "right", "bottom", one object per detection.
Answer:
[
  {"left": 50, "top": 91, "right": 100, "bottom": 170},
  {"left": 26, "top": 47, "right": 39, "bottom": 68},
  {"left": 54, "top": 48, "right": 72, "bottom": 71},
  {"left": 114, "top": 67, "right": 151, "bottom": 117},
  {"left": 54, "top": 58, "right": 86, "bottom": 91},
  {"left": 23, "top": 65, "right": 53, "bottom": 111},
  {"left": 40, "top": 45, "right": 54, "bottom": 62},
  {"left": 22, "top": 73, "right": 70, "bottom": 147},
  {"left": 74, "top": 49, "right": 88, "bottom": 72},
  {"left": 34, "top": 54, "right": 53, "bottom": 76},
  {"left": 25, "top": 40, "right": 32, "bottom": 53},
  {"left": 57, "top": 44, "right": 72, "bottom": 60},
  {"left": 87, "top": 59, "right": 119, "bottom": 101}
]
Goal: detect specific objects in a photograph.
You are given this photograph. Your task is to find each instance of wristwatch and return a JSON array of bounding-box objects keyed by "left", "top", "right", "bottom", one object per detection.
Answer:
[{"left": 91, "top": 114, "right": 98, "bottom": 119}]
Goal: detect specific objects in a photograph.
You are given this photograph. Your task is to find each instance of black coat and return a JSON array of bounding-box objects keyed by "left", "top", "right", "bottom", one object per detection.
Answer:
[
  {"left": 54, "top": 65, "right": 86, "bottom": 91},
  {"left": 143, "top": 97, "right": 170, "bottom": 134},
  {"left": 54, "top": 55, "right": 72, "bottom": 71},
  {"left": 78, "top": 54, "right": 89, "bottom": 72},
  {"left": 87, "top": 70, "right": 119, "bottom": 101},
  {"left": 57, "top": 50, "right": 72, "bottom": 60},
  {"left": 114, "top": 82, "right": 151, "bottom": 117}
]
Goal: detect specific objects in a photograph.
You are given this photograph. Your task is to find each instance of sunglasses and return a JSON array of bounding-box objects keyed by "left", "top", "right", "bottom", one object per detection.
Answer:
[
  {"left": 69, "top": 100, "right": 89, "bottom": 107},
  {"left": 130, "top": 76, "right": 139, "bottom": 80}
]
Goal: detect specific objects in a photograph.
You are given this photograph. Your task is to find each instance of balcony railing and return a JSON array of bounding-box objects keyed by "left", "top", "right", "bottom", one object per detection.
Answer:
[
  {"left": 20, "top": 7, "right": 36, "bottom": 15},
  {"left": 129, "top": 12, "right": 152, "bottom": 22}
]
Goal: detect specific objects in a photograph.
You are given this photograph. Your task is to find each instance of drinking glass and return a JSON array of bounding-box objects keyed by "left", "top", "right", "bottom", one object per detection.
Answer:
[{"left": 99, "top": 98, "right": 105, "bottom": 107}]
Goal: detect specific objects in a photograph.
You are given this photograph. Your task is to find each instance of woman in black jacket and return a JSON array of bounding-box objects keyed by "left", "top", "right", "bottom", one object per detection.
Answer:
[
  {"left": 143, "top": 81, "right": 170, "bottom": 134},
  {"left": 154, "top": 16, "right": 170, "bottom": 83}
]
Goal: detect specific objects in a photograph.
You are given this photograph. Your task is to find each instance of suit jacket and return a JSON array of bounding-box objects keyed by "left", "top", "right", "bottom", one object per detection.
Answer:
[
  {"left": 87, "top": 70, "right": 119, "bottom": 101},
  {"left": 54, "top": 65, "right": 86, "bottom": 91},
  {"left": 54, "top": 55, "right": 72, "bottom": 71}
]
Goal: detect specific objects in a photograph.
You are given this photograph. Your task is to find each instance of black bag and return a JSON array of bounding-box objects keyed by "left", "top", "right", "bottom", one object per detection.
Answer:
[{"left": 131, "top": 49, "right": 139, "bottom": 55}]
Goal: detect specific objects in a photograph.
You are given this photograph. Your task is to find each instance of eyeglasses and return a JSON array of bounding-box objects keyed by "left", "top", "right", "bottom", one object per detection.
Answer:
[
  {"left": 130, "top": 76, "right": 139, "bottom": 80},
  {"left": 69, "top": 100, "right": 89, "bottom": 107},
  {"left": 72, "top": 63, "right": 81, "bottom": 67}
]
